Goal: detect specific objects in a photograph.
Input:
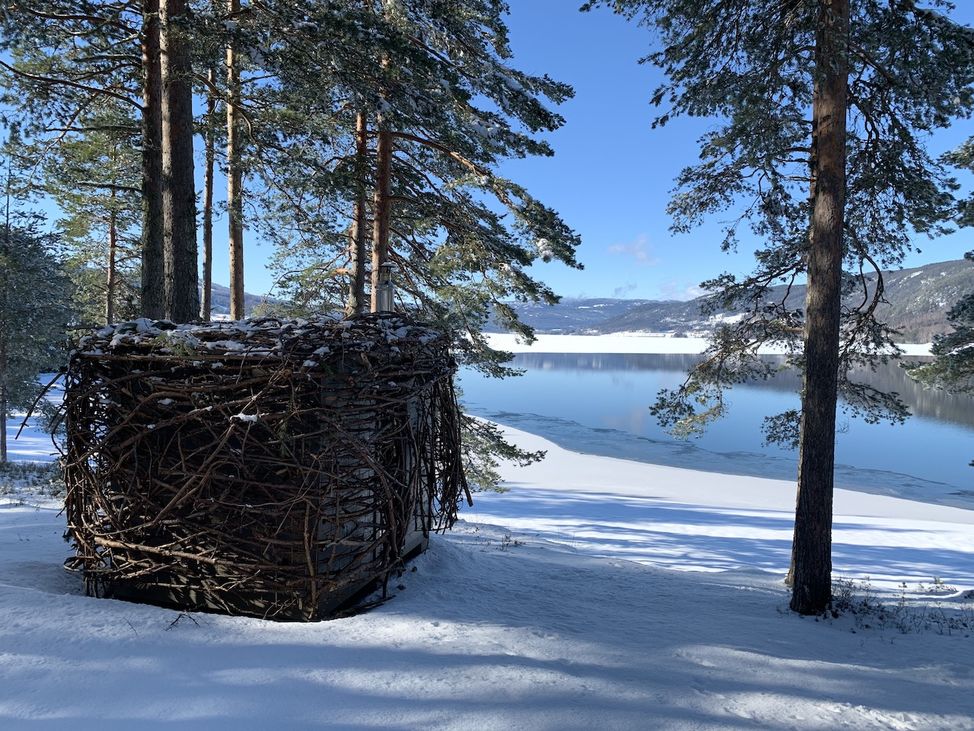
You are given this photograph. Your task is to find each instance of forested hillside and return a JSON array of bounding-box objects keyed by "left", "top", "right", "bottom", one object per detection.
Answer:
[{"left": 496, "top": 258, "right": 974, "bottom": 342}]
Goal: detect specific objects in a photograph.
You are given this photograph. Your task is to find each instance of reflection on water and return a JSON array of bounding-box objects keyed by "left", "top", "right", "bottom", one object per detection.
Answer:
[
  {"left": 460, "top": 353, "right": 974, "bottom": 508},
  {"left": 515, "top": 353, "right": 974, "bottom": 430}
]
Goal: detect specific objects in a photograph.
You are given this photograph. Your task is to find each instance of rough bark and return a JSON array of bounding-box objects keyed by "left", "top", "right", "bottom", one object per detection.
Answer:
[
  {"left": 106, "top": 202, "right": 117, "bottom": 324},
  {"left": 346, "top": 111, "right": 369, "bottom": 316},
  {"left": 226, "top": 0, "right": 245, "bottom": 321},
  {"left": 370, "top": 126, "right": 393, "bottom": 313},
  {"left": 0, "top": 340, "right": 6, "bottom": 464},
  {"left": 201, "top": 66, "right": 216, "bottom": 322},
  {"left": 0, "top": 381, "right": 6, "bottom": 463},
  {"left": 160, "top": 0, "right": 199, "bottom": 323},
  {"left": 789, "top": 0, "right": 850, "bottom": 616},
  {"left": 140, "top": 0, "right": 165, "bottom": 319},
  {"left": 1, "top": 160, "right": 10, "bottom": 463}
]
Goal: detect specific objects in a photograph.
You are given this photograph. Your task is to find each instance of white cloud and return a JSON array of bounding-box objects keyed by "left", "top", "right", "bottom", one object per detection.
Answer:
[
  {"left": 607, "top": 235, "right": 659, "bottom": 267},
  {"left": 658, "top": 280, "right": 707, "bottom": 301}
]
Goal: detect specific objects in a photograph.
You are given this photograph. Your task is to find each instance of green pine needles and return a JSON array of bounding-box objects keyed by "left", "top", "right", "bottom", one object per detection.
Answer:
[
  {"left": 591, "top": 0, "right": 974, "bottom": 614},
  {"left": 591, "top": 0, "right": 974, "bottom": 443}
]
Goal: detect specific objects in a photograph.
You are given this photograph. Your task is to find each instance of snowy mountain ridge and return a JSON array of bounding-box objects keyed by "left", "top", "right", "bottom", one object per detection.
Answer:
[{"left": 493, "top": 258, "right": 974, "bottom": 342}]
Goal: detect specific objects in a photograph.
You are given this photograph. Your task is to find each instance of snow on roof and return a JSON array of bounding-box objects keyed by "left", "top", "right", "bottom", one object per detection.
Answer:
[{"left": 78, "top": 313, "right": 449, "bottom": 365}]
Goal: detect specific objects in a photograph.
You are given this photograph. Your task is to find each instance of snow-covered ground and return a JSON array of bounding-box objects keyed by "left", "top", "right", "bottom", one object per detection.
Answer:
[
  {"left": 3, "top": 414, "right": 59, "bottom": 463},
  {"left": 486, "top": 331, "right": 933, "bottom": 357},
  {"left": 3, "top": 376, "right": 63, "bottom": 464},
  {"left": 2, "top": 424, "right": 973, "bottom": 730}
]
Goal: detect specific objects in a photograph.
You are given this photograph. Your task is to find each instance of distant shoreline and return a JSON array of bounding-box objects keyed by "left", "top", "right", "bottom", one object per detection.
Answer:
[{"left": 486, "top": 331, "right": 933, "bottom": 357}]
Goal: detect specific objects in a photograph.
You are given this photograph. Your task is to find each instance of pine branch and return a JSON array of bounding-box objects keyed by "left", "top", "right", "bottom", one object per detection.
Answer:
[{"left": 0, "top": 60, "right": 143, "bottom": 111}]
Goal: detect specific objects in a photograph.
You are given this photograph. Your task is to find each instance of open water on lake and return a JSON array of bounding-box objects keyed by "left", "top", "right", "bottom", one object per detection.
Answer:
[{"left": 460, "top": 353, "right": 974, "bottom": 509}]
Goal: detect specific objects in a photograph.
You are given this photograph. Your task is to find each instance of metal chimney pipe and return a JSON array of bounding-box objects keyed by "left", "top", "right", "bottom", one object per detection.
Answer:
[{"left": 376, "top": 262, "right": 395, "bottom": 312}]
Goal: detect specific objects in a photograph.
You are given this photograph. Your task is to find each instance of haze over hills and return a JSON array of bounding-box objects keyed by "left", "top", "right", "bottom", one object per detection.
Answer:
[{"left": 491, "top": 258, "right": 974, "bottom": 342}]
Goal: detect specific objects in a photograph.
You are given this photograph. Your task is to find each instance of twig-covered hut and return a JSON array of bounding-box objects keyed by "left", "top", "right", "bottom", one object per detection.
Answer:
[{"left": 63, "top": 314, "right": 469, "bottom": 620}]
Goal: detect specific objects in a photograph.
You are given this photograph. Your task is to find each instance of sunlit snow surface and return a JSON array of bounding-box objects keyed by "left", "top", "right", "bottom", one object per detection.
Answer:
[
  {"left": 2, "top": 416, "right": 58, "bottom": 462},
  {"left": 2, "top": 421, "right": 974, "bottom": 729},
  {"left": 3, "top": 376, "right": 62, "bottom": 463}
]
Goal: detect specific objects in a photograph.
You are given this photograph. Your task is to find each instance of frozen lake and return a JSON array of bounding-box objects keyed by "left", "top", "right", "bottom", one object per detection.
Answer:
[
  {"left": 7, "top": 357, "right": 972, "bottom": 509},
  {"left": 461, "top": 353, "right": 974, "bottom": 509}
]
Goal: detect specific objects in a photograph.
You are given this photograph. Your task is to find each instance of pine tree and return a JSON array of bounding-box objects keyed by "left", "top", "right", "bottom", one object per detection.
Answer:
[
  {"left": 225, "top": 0, "right": 246, "bottom": 320},
  {"left": 0, "top": 1, "right": 204, "bottom": 323},
  {"left": 179, "top": 0, "right": 368, "bottom": 316},
  {"left": 200, "top": 65, "right": 218, "bottom": 322},
  {"left": 347, "top": 110, "right": 370, "bottom": 316},
  {"left": 0, "top": 151, "right": 71, "bottom": 463},
  {"left": 907, "top": 251, "right": 974, "bottom": 406},
  {"left": 590, "top": 0, "right": 974, "bottom": 613},
  {"left": 906, "top": 142, "right": 974, "bottom": 460},
  {"left": 0, "top": 2, "right": 162, "bottom": 317},
  {"left": 268, "top": 0, "right": 579, "bottom": 351},
  {"left": 43, "top": 103, "right": 142, "bottom": 325},
  {"left": 142, "top": 0, "right": 166, "bottom": 319},
  {"left": 160, "top": 0, "right": 200, "bottom": 322},
  {"left": 0, "top": 0, "right": 579, "bottom": 488},
  {"left": 367, "top": 0, "right": 585, "bottom": 480},
  {"left": 224, "top": 0, "right": 581, "bottom": 484}
]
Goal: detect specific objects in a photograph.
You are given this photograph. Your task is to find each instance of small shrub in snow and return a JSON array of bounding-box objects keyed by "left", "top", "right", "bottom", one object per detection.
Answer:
[
  {"left": 499, "top": 532, "right": 524, "bottom": 551},
  {"left": 478, "top": 530, "right": 524, "bottom": 552},
  {"left": 0, "top": 461, "right": 63, "bottom": 498},
  {"left": 829, "top": 578, "right": 974, "bottom": 636}
]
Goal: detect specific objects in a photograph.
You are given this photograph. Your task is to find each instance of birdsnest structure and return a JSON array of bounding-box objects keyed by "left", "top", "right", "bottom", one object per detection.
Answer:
[{"left": 63, "top": 313, "right": 469, "bottom": 620}]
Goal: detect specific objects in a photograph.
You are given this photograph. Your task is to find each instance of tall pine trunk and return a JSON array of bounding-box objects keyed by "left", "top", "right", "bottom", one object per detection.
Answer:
[
  {"left": 106, "top": 202, "right": 118, "bottom": 324},
  {"left": 0, "top": 339, "right": 6, "bottom": 464},
  {"left": 201, "top": 66, "right": 216, "bottom": 322},
  {"left": 369, "top": 2, "right": 394, "bottom": 314},
  {"left": 370, "top": 125, "right": 393, "bottom": 313},
  {"left": 140, "top": 0, "right": 165, "bottom": 319},
  {"left": 347, "top": 111, "right": 369, "bottom": 316},
  {"left": 0, "top": 167, "right": 8, "bottom": 463},
  {"left": 160, "top": 0, "right": 199, "bottom": 323},
  {"left": 789, "top": 0, "right": 849, "bottom": 616},
  {"left": 226, "top": 0, "right": 245, "bottom": 321},
  {"left": 0, "top": 375, "right": 6, "bottom": 463}
]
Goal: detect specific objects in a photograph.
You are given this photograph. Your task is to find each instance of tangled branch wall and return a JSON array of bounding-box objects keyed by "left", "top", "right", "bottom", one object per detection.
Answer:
[{"left": 63, "top": 314, "right": 468, "bottom": 620}]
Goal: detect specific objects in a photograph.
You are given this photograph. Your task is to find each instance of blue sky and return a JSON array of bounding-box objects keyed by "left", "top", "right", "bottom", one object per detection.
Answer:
[{"left": 225, "top": 1, "right": 974, "bottom": 301}]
